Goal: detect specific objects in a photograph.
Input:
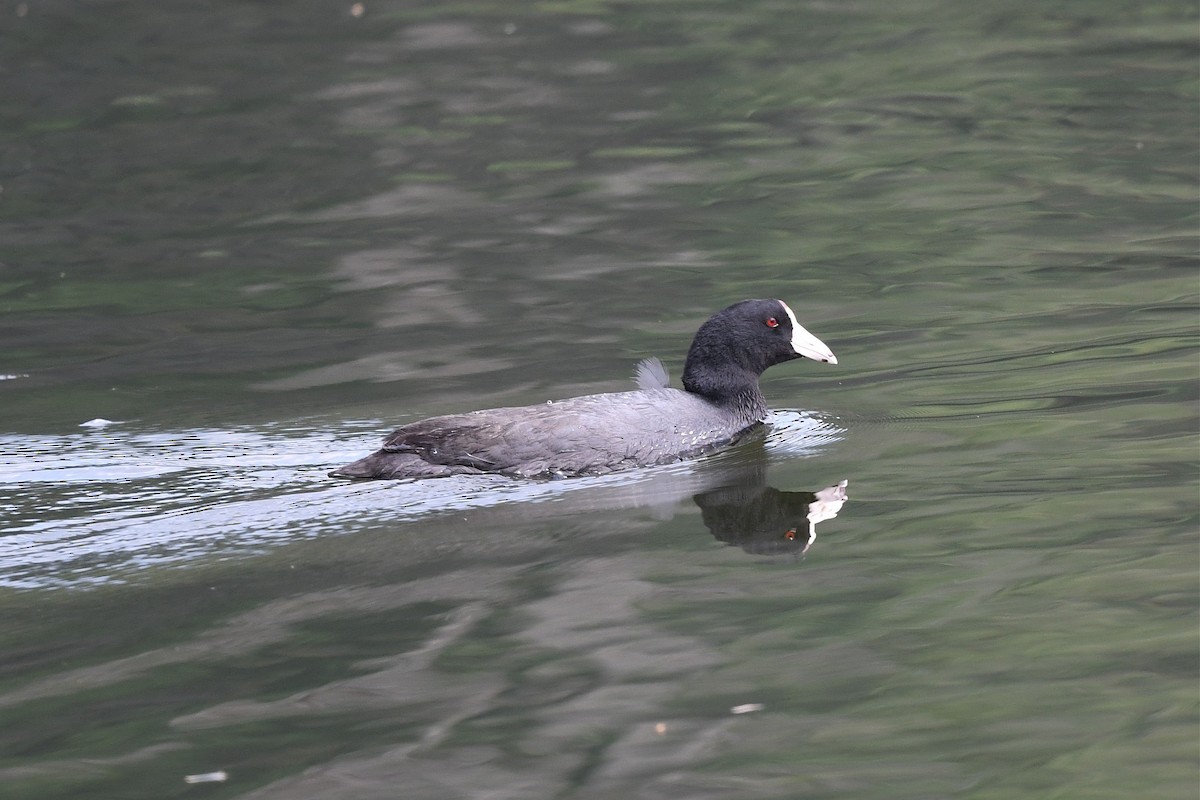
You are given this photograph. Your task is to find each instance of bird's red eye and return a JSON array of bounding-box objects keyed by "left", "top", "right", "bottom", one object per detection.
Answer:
[
  {"left": 784, "top": 528, "right": 796, "bottom": 540},
  {"left": 766, "top": 317, "right": 779, "bottom": 328}
]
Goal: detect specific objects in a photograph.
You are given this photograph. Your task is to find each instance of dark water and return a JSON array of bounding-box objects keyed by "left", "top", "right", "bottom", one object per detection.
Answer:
[{"left": 2, "top": 1, "right": 1197, "bottom": 798}]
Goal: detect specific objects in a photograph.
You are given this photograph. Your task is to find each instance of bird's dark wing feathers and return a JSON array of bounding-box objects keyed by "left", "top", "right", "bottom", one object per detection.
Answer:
[{"left": 377, "top": 389, "right": 739, "bottom": 476}]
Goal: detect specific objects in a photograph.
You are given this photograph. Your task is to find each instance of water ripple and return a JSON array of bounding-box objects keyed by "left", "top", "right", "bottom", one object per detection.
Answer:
[{"left": 0, "top": 412, "right": 841, "bottom": 589}]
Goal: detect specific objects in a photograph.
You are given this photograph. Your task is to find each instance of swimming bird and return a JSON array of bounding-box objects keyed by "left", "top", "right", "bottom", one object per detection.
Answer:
[{"left": 330, "top": 298, "right": 836, "bottom": 479}]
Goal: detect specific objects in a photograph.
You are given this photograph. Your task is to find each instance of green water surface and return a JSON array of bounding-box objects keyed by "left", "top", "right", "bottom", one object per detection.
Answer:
[{"left": 0, "top": 1, "right": 1196, "bottom": 798}]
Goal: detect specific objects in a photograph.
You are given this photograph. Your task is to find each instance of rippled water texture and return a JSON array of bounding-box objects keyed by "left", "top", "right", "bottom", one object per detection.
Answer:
[
  {"left": 1, "top": 1, "right": 1196, "bottom": 798},
  {"left": 0, "top": 412, "right": 843, "bottom": 588}
]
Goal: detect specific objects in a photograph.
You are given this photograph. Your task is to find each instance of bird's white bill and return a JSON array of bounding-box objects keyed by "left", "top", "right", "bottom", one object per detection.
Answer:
[{"left": 781, "top": 302, "right": 838, "bottom": 364}]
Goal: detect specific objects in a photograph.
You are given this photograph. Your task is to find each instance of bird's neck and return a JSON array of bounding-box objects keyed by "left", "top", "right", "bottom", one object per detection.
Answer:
[{"left": 682, "top": 364, "right": 769, "bottom": 424}]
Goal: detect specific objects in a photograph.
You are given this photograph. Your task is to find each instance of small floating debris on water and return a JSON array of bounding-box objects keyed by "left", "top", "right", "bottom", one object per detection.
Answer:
[
  {"left": 654, "top": 722, "right": 667, "bottom": 735},
  {"left": 184, "top": 771, "right": 228, "bottom": 784},
  {"left": 0, "top": 373, "right": 29, "bottom": 380},
  {"left": 79, "top": 418, "right": 119, "bottom": 428},
  {"left": 731, "top": 703, "right": 764, "bottom": 715}
]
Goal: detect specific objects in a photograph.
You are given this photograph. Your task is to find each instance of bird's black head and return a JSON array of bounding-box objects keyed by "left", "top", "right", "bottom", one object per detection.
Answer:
[{"left": 682, "top": 299, "right": 836, "bottom": 408}]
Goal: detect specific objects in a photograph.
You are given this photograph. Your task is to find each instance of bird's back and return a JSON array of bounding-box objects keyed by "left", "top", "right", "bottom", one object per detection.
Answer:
[{"left": 376, "top": 388, "right": 755, "bottom": 478}]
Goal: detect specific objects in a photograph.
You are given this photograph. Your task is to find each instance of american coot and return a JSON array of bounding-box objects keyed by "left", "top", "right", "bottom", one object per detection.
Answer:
[{"left": 330, "top": 298, "right": 837, "bottom": 480}]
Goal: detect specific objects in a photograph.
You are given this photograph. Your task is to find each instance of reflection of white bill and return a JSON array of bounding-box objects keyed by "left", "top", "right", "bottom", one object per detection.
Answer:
[{"left": 802, "top": 479, "right": 850, "bottom": 555}]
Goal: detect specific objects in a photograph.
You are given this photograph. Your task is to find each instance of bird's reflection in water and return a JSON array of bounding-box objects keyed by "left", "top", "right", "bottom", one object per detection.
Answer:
[
  {"left": 320, "top": 431, "right": 850, "bottom": 563},
  {"left": 693, "top": 463, "right": 848, "bottom": 558}
]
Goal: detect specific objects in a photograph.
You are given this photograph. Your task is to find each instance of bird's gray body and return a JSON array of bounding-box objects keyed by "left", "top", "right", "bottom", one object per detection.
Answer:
[{"left": 332, "top": 387, "right": 763, "bottom": 479}]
